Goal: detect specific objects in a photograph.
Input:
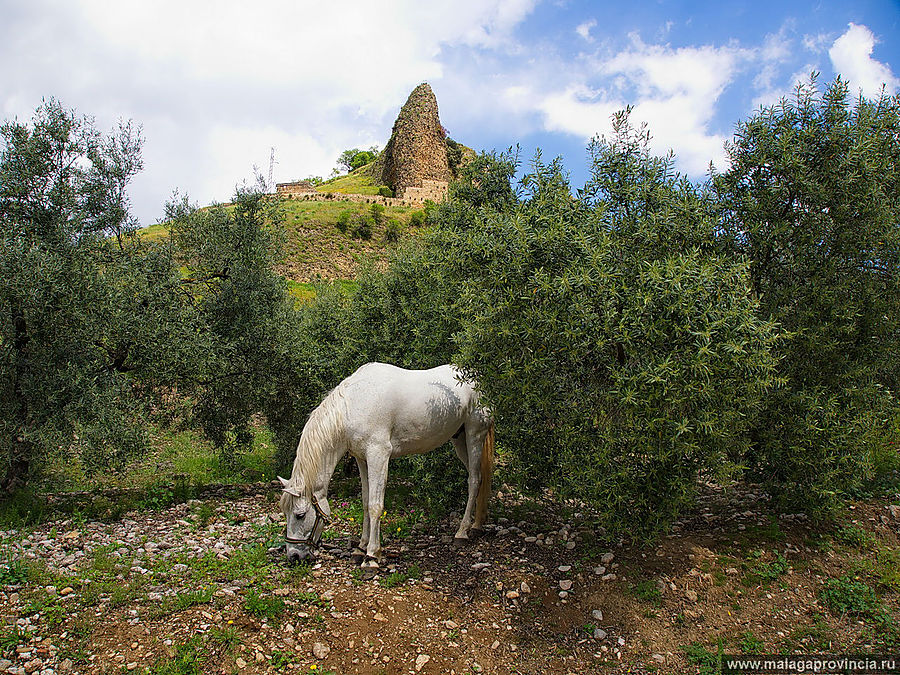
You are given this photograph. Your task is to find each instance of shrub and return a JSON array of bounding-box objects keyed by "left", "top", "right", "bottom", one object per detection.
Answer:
[
  {"left": 408, "top": 210, "right": 426, "bottom": 227},
  {"left": 335, "top": 210, "right": 353, "bottom": 234},
  {"left": 714, "top": 77, "right": 900, "bottom": 514},
  {"left": 370, "top": 203, "right": 386, "bottom": 228},
  {"left": 377, "top": 186, "right": 394, "bottom": 198},
  {"left": 383, "top": 219, "right": 402, "bottom": 243},
  {"left": 352, "top": 214, "right": 373, "bottom": 240}
]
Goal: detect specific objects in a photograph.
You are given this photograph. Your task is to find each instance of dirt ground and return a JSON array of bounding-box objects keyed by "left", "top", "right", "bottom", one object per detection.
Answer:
[{"left": 1, "top": 482, "right": 899, "bottom": 675}]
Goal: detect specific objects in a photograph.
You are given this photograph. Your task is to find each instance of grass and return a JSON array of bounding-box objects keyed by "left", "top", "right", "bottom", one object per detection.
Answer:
[
  {"left": 741, "top": 549, "right": 790, "bottom": 587},
  {"left": 681, "top": 640, "right": 725, "bottom": 675},
  {"left": 315, "top": 164, "right": 382, "bottom": 195},
  {"left": 629, "top": 578, "right": 662, "bottom": 606},
  {"left": 378, "top": 563, "right": 422, "bottom": 588},
  {"left": 820, "top": 575, "right": 898, "bottom": 645},
  {"left": 244, "top": 589, "right": 285, "bottom": 619}
]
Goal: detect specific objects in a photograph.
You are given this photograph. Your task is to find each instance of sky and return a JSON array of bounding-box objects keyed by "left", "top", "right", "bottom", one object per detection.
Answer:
[{"left": 2, "top": 0, "right": 899, "bottom": 227}]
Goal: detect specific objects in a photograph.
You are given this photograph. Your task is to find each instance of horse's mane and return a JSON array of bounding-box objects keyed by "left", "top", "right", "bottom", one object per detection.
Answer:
[{"left": 287, "top": 385, "right": 347, "bottom": 498}]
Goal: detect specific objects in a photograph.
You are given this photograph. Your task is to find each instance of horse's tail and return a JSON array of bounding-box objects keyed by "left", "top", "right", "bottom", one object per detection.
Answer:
[{"left": 475, "top": 420, "right": 494, "bottom": 529}]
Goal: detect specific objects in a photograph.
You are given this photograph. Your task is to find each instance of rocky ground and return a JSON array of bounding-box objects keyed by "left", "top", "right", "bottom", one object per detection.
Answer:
[{"left": 1, "top": 483, "right": 898, "bottom": 675}]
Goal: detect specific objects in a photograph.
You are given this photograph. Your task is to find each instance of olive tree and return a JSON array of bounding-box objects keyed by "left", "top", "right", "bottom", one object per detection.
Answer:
[
  {"left": 0, "top": 101, "right": 200, "bottom": 490},
  {"left": 713, "top": 77, "right": 900, "bottom": 513}
]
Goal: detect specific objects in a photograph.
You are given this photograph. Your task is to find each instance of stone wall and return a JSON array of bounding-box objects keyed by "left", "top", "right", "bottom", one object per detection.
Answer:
[
  {"left": 277, "top": 190, "right": 440, "bottom": 208},
  {"left": 275, "top": 180, "right": 318, "bottom": 198}
]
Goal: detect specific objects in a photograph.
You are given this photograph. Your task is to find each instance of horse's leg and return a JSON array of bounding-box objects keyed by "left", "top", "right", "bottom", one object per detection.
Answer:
[
  {"left": 361, "top": 446, "right": 390, "bottom": 567},
  {"left": 454, "top": 425, "right": 487, "bottom": 541},
  {"left": 351, "top": 456, "right": 369, "bottom": 565}
]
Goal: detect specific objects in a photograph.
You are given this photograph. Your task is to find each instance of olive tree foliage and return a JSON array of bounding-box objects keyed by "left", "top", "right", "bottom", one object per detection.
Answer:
[
  {"left": 438, "top": 115, "right": 779, "bottom": 537},
  {"left": 295, "top": 124, "right": 778, "bottom": 536},
  {"left": 164, "top": 182, "right": 300, "bottom": 466},
  {"left": 713, "top": 77, "right": 900, "bottom": 513},
  {"left": 0, "top": 101, "right": 200, "bottom": 490}
]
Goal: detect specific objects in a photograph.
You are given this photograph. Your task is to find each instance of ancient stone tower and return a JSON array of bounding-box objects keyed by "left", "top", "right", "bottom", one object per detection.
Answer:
[{"left": 379, "top": 83, "right": 451, "bottom": 201}]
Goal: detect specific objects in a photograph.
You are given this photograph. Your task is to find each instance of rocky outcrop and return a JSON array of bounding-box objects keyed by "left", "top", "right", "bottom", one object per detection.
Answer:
[{"left": 379, "top": 83, "right": 450, "bottom": 198}]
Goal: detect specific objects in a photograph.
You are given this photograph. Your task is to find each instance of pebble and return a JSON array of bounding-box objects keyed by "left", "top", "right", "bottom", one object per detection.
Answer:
[
  {"left": 520, "top": 581, "right": 531, "bottom": 594},
  {"left": 312, "top": 642, "right": 330, "bottom": 659},
  {"left": 415, "top": 654, "right": 430, "bottom": 671},
  {"left": 592, "top": 609, "right": 603, "bottom": 621},
  {"left": 601, "top": 552, "right": 615, "bottom": 565},
  {"left": 235, "top": 658, "right": 247, "bottom": 668},
  {"left": 505, "top": 590, "right": 520, "bottom": 599},
  {"left": 685, "top": 590, "right": 698, "bottom": 602},
  {"left": 593, "top": 566, "right": 606, "bottom": 575},
  {"left": 558, "top": 565, "right": 571, "bottom": 573},
  {"left": 559, "top": 580, "right": 573, "bottom": 591},
  {"left": 652, "top": 653, "right": 666, "bottom": 663},
  {"left": 594, "top": 629, "right": 607, "bottom": 640}
]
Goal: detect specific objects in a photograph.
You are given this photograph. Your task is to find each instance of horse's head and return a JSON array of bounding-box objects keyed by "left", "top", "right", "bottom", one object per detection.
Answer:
[{"left": 278, "top": 476, "right": 329, "bottom": 564}]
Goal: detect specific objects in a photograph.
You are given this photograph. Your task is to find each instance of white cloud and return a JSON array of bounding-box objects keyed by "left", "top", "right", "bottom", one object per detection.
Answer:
[
  {"left": 829, "top": 23, "right": 900, "bottom": 97},
  {"left": 1, "top": 0, "right": 538, "bottom": 225},
  {"left": 534, "top": 38, "right": 749, "bottom": 174},
  {"left": 576, "top": 19, "right": 596, "bottom": 42}
]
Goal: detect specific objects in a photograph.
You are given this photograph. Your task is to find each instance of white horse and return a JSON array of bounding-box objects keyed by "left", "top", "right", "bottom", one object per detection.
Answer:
[{"left": 278, "top": 362, "right": 494, "bottom": 567}]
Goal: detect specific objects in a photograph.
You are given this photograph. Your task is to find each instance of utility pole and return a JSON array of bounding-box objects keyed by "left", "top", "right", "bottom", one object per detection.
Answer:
[{"left": 267, "top": 147, "right": 276, "bottom": 193}]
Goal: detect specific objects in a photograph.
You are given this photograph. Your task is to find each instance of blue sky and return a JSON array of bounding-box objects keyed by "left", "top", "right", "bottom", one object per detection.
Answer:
[{"left": 2, "top": 0, "right": 898, "bottom": 225}]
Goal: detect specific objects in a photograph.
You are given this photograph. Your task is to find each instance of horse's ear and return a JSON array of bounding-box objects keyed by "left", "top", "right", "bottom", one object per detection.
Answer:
[{"left": 278, "top": 475, "right": 290, "bottom": 488}]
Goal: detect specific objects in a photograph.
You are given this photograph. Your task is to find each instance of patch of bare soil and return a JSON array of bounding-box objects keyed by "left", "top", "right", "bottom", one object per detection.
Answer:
[{"left": 1, "top": 484, "right": 899, "bottom": 675}]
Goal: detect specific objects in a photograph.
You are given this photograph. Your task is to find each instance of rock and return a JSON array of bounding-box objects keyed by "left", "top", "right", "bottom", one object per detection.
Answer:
[
  {"left": 59, "top": 587, "right": 74, "bottom": 596},
  {"left": 593, "top": 566, "right": 606, "bottom": 575},
  {"left": 312, "top": 643, "right": 330, "bottom": 659},
  {"left": 491, "top": 640, "right": 500, "bottom": 650},
  {"left": 601, "top": 573, "right": 616, "bottom": 581},
  {"left": 415, "top": 654, "right": 431, "bottom": 671},
  {"left": 373, "top": 612, "right": 388, "bottom": 623},
  {"left": 594, "top": 628, "right": 608, "bottom": 640},
  {"left": 558, "top": 565, "right": 571, "bottom": 573},
  {"left": 565, "top": 541, "right": 576, "bottom": 550},
  {"left": 652, "top": 653, "right": 666, "bottom": 663},
  {"left": 520, "top": 581, "right": 531, "bottom": 594},
  {"left": 379, "top": 83, "right": 451, "bottom": 199},
  {"left": 601, "top": 552, "right": 615, "bottom": 565},
  {"left": 444, "top": 620, "right": 459, "bottom": 629},
  {"left": 685, "top": 590, "right": 698, "bottom": 602},
  {"left": 505, "top": 590, "right": 520, "bottom": 600},
  {"left": 726, "top": 567, "right": 739, "bottom": 575},
  {"left": 559, "top": 580, "right": 573, "bottom": 591},
  {"left": 592, "top": 609, "right": 603, "bottom": 621},
  {"left": 888, "top": 504, "right": 900, "bottom": 520},
  {"left": 235, "top": 658, "right": 247, "bottom": 669},
  {"left": 0, "top": 660, "right": 12, "bottom": 670}
]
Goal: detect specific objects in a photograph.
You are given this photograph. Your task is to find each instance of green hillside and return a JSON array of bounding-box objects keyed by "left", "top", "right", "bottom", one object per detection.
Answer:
[
  {"left": 314, "top": 162, "right": 382, "bottom": 195},
  {"left": 138, "top": 196, "right": 426, "bottom": 286},
  {"left": 278, "top": 198, "right": 421, "bottom": 281}
]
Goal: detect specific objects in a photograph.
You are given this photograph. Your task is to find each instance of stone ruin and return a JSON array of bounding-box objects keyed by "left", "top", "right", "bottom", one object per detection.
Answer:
[
  {"left": 276, "top": 83, "right": 454, "bottom": 205},
  {"left": 378, "top": 83, "right": 451, "bottom": 201}
]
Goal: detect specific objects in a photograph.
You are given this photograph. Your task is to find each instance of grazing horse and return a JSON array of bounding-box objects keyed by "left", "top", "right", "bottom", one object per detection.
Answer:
[{"left": 278, "top": 363, "right": 494, "bottom": 567}]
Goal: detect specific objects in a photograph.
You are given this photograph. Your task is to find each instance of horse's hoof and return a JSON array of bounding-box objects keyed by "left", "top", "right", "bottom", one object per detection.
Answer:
[
  {"left": 452, "top": 536, "right": 468, "bottom": 548},
  {"left": 361, "top": 557, "right": 380, "bottom": 569}
]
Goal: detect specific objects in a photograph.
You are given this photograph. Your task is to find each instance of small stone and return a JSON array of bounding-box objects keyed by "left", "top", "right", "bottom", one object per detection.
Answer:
[
  {"left": 652, "top": 653, "right": 666, "bottom": 663},
  {"left": 593, "top": 628, "right": 607, "bottom": 640},
  {"left": 490, "top": 640, "right": 500, "bottom": 650},
  {"left": 126, "top": 663, "right": 137, "bottom": 671},
  {"left": 592, "top": 609, "right": 603, "bottom": 621},
  {"left": 593, "top": 566, "right": 606, "bottom": 575},
  {"left": 600, "top": 552, "right": 615, "bottom": 565},
  {"left": 373, "top": 612, "right": 388, "bottom": 623},
  {"left": 558, "top": 591, "right": 568, "bottom": 599},
  {"left": 520, "top": 581, "right": 531, "bottom": 594},
  {"left": 565, "top": 541, "right": 575, "bottom": 550},
  {"left": 59, "top": 587, "right": 74, "bottom": 596},
  {"left": 235, "top": 658, "right": 247, "bottom": 669},
  {"left": 284, "top": 623, "right": 294, "bottom": 633},
  {"left": 0, "top": 660, "right": 12, "bottom": 671},
  {"left": 415, "top": 654, "right": 430, "bottom": 671},
  {"left": 559, "top": 580, "right": 573, "bottom": 591},
  {"left": 726, "top": 567, "right": 739, "bottom": 575},
  {"left": 444, "top": 619, "right": 459, "bottom": 629},
  {"left": 685, "top": 590, "right": 698, "bottom": 602},
  {"left": 558, "top": 565, "right": 571, "bottom": 573},
  {"left": 312, "top": 642, "right": 330, "bottom": 659},
  {"left": 601, "top": 573, "right": 616, "bottom": 581},
  {"left": 505, "top": 590, "right": 519, "bottom": 600}
]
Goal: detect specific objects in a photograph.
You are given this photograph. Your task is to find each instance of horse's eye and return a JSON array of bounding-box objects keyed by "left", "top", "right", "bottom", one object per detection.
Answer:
[{"left": 294, "top": 511, "right": 307, "bottom": 520}]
